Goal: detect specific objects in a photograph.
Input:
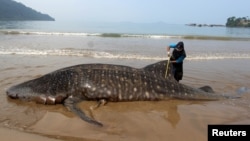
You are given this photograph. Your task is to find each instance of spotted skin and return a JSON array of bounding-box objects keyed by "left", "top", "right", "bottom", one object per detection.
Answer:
[{"left": 6, "top": 60, "right": 236, "bottom": 126}]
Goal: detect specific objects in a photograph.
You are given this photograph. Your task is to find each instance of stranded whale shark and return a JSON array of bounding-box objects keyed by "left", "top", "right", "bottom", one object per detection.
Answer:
[{"left": 6, "top": 60, "right": 236, "bottom": 126}]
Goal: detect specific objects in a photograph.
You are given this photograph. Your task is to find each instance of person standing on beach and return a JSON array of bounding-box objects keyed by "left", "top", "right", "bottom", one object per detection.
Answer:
[{"left": 166, "top": 41, "right": 186, "bottom": 82}]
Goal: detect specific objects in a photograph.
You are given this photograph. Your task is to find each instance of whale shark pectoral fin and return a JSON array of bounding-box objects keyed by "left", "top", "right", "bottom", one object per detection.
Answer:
[
  {"left": 198, "top": 86, "right": 215, "bottom": 93},
  {"left": 63, "top": 96, "right": 103, "bottom": 127}
]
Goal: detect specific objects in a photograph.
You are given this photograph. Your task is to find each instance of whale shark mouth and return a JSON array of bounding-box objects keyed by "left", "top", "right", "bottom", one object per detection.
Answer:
[
  {"left": 6, "top": 86, "right": 30, "bottom": 99},
  {"left": 6, "top": 85, "right": 67, "bottom": 104}
]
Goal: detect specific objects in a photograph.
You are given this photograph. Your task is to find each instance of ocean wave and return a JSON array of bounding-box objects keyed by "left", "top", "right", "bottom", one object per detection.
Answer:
[
  {"left": 0, "top": 48, "right": 250, "bottom": 61},
  {"left": 1, "top": 30, "right": 250, "bottom": 41}
]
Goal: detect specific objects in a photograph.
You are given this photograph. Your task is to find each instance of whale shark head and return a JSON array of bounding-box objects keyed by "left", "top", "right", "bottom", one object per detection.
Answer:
[
  {"left": 6, "top": 71, "right": 71, "bottom": 104},
  {"left": 6, "top": 83, "right": 35, "bottom": 100}
]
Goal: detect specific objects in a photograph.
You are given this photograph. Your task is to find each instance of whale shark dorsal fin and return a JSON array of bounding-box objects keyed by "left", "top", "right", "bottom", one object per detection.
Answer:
[
  {"left": 142, "top": 60, "right": 175, "bottom": 80},
  {"left": 199, "top": 86, "right": 215, "bottom": 93}
]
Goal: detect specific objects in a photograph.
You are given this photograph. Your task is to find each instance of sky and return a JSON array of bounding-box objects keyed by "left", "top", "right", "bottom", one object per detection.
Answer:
[{"left": 14, "top": 0, "right": 250, "bottom": 24}]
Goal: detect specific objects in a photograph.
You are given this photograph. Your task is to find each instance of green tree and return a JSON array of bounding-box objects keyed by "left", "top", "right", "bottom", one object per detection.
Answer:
[{"left": 226, "top": 16, "right": 250, "bottom": 27}]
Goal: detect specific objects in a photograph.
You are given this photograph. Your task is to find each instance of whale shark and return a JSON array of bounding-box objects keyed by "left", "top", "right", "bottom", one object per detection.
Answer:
[{"left": 6, "top": 60, "right": 236, "bottom": 126}]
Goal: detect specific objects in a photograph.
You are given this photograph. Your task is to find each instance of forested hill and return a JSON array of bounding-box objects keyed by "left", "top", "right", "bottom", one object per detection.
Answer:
[{"left": 0, "top": 0, "right": 55, "bottom": 21}]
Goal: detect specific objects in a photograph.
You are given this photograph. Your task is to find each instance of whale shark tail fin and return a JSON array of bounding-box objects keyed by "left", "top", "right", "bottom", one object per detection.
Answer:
[
  {"left": 63, "top": 96, "right": 103, "bottom": 127},
  {"left": 142, "top": 60, "right": 175, "bottom": 80},
  {"left": 236, "top": 87, "right": 250, "bottom": 95},
  {"left": 198, "top": 86, "right": 242, "bottom": 99},
  {"left": 213, "top": 87, "right": 249, "bottom": 99}
]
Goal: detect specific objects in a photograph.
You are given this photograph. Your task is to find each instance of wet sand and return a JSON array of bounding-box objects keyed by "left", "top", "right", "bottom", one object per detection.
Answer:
[
  {"left": 0, "top": 127, "right": 63, "bottom": 141},
  {"left": 0, "top": 55, "right": 250, "bottom": 141}
]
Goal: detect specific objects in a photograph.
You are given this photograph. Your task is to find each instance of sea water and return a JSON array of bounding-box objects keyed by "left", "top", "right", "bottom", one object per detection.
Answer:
[{"left": 0, "top": 20, "right": 250, "bottom": 61}]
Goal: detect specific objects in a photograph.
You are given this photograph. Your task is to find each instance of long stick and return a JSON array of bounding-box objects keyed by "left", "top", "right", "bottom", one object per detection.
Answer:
[{"left": 164, "top": 55, "right": 171, "bottom": 78}]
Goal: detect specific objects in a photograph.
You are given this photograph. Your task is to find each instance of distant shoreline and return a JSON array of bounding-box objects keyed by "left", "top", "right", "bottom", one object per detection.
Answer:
[
  {"left": 185, "top": 23, "right": 225, "bottom": 27},
  {"left": 0, "top": 0, "right": 55, "bottom": 21}
]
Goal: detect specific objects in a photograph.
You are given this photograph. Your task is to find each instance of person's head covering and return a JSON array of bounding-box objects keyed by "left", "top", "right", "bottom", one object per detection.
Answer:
[{"left": 176, "top": 41, "right": 184, "bottom": 51}]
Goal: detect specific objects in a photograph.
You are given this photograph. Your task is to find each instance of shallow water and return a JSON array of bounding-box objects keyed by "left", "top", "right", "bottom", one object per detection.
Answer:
[{"left": 0, "top": 54, "right": 249, "bottom": 141}]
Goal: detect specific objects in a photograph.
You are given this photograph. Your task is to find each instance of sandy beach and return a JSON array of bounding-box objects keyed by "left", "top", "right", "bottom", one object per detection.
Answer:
[
  {"left": 1, "top": 54, "right": 250, "bottom": 141},
  {"left": 0, "top": 127, "right": 63, "bottom": 141}
]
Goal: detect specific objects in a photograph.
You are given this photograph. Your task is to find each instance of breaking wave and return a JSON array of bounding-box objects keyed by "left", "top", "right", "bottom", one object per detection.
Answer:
[
  {"left": 0, "top": 48, "right": 250, "bottom": 61},
  {"left": 1, "top": 30, "right": 250, "bottom": 41}
]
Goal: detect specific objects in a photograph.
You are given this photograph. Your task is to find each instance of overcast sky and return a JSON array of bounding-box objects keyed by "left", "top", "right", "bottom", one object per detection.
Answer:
[{"left": 15, "top": 0, "right": 250, "bottom": 24}]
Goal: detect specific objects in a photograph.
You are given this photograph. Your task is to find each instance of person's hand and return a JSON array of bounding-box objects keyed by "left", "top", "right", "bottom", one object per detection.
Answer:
[{"left": 167, "top": 52, "right": 170, "bottom": 57}]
